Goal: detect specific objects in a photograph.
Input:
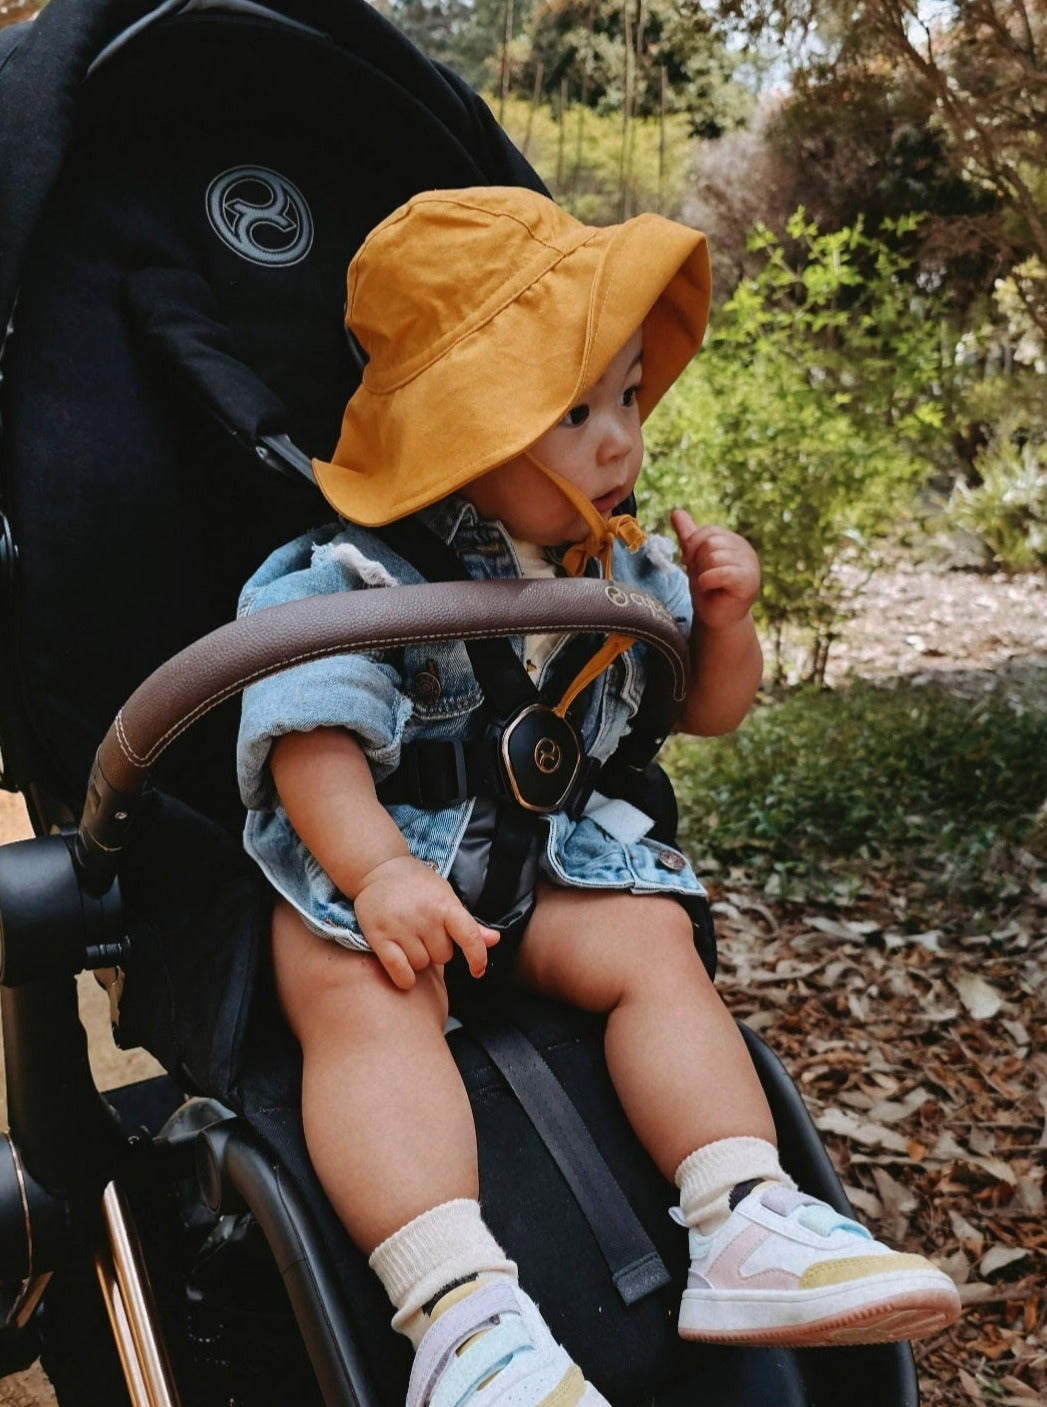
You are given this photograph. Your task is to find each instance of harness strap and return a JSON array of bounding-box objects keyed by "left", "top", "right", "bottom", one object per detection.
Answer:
[
  {"left": 475, "top": 805, "right": 541, "bottom": 923},
  {"left": 472, "top": 1020, "right": 672, "bottom": 1306},
  {"left": 374, "top": 519, "right": 538, "bottom": 719},
  {"left": 376, "top": 737, "right": 602, "bottom": 819},
  {"left": 375, "top": 519, "right": 563, "bottom": 918}
]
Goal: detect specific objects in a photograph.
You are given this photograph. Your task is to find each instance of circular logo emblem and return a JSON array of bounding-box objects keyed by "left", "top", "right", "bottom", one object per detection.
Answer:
[
  {"left": 534, "top": 738, "right": 563, "bottom": 775},
  {"left": 206, "top": 166, "right": 313, "bottom": 267}
]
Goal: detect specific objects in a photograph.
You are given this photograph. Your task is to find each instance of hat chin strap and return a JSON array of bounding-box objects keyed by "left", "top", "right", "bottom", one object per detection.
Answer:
[
  {"left": 524, "top": 454, "right": 648, "bottom": 718},
  {"left": 523, "top": 454, "right": 646, "bottom": 579}
]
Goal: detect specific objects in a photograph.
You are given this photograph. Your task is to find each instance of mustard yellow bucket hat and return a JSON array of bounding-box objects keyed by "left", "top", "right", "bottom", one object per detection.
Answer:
[{"left": 313, "top": 186, "right": 712, "bottom": 526}]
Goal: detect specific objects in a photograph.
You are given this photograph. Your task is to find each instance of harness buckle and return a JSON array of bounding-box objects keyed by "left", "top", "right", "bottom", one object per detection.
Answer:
[{"left": 499, "top": 705, "right": 583, "bottom": 814}]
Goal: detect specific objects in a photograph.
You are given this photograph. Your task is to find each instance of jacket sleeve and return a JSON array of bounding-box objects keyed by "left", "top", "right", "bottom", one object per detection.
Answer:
[
  {"left": 628, "top": 532, "right": 694, "bottom": 635},
  {"left": 236, "top": 531, "right": 414, "bottom": 810}
]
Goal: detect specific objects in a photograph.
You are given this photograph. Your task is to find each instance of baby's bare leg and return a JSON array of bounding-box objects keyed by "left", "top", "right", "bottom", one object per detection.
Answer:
[
  {"left": 514, "top": 885, "right": 775, "bottom": 1180},
  {"left": 271, "top": 900, "right": 478, "bottom": 1253}
]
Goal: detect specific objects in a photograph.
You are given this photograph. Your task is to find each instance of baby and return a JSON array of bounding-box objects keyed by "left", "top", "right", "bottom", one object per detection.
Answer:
[{"left": 237, "top": 187, "right": 959, "bottom": 1407}]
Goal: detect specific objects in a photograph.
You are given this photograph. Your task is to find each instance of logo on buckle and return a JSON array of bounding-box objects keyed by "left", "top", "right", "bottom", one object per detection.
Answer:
[
  {"left": 501, "top": 706, "right": 582, "bottom": 813},
  {"left": 534, "top": 737, "right": 563, "bottom": 775}
]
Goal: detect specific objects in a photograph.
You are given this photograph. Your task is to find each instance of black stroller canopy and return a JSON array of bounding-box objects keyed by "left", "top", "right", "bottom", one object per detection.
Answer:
[
  {"left": 0, "top": 0, "right": 544, "bottom": 822},
  {"left": 0, "top": 0, "right": 532, "bottom": 333}
]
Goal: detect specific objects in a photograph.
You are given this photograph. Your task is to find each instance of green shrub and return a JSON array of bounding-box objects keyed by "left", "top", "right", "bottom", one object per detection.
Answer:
[
  {"left": 665, "top": 676, "right": 1047, "bottom": 905},
  {"left": 947, "top": 427, "right": 1047, "bottom": 571},
  {"left": 642, "top": 213, "right": 949, "bottom": 681}
]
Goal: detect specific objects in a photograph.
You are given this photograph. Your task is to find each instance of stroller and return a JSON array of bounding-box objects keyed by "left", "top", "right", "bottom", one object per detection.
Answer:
[{"left": 0, "top": 2, "right": 926, "bottom": 1403}]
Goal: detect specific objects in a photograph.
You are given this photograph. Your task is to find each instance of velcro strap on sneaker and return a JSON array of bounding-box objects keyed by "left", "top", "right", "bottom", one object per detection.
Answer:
[
  {"left": 407, "top": 1282, "right": 525, "bottom": 1407},
  {"left": 430, "top": 1320, "right": 532, "bottom": 1407}
]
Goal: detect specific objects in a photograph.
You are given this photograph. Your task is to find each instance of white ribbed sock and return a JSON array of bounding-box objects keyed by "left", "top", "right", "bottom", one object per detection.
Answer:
[
  {"left": 368, "top": 1199, "right": 518, "bottom": 1348},
  {"left": 675, "top": 1137, "right": 795, "bottom": 1235}
]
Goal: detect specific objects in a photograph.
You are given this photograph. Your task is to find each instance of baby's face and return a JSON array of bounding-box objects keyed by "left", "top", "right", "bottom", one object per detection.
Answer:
[{"left": 463, "top": 328, "right": 644, "bottom": 545}]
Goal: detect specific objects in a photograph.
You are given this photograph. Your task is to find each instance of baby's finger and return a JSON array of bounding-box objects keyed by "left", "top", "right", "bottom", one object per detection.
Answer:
[
  {"left": 697, "top": 564, "right": 746, "bottom": 595},
  {"left": 372, "top": 939, "right": 417, "bottom": 991},
  {"left": 670, "top": 507, "right": 697, "bottom": 540},
  {"left": 420, "top": 927, "right": 455, "bottom": 966},
  {"left": 447, "top": 908, "right": 498, "bottom": 978},
  {"left": 671, "top": 513, "right": 723, "bottom": 566}
]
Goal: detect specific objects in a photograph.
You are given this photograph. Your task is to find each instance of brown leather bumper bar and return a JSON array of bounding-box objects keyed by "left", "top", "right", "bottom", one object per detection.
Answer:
[{"left": 76, "top": 579, "right": 689, "bottom": 892}]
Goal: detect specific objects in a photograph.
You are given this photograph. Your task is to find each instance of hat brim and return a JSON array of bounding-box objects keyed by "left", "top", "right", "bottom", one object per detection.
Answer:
[{"left": 314, "top": 215, "right": 711, "bottom": 526}]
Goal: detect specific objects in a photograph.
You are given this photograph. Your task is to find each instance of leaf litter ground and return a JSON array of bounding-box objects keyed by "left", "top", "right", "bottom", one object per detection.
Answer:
[{"left": 710, "top": 560, "right": 1047, "bottom": 1406}]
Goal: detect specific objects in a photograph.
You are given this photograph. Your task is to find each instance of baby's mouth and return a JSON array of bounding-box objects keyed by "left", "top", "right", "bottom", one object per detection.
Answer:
[{"left": 592, "top": 489, "right": 624, "bottom": 516}]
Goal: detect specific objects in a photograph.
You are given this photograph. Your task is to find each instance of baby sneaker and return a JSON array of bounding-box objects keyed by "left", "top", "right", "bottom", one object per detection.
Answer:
[
  {"left": 407, "top": 1279, "right": 610, "bottom": 1407},
  {"left": 675, "top": 1181, "right": 961, "bottom": 1347}
]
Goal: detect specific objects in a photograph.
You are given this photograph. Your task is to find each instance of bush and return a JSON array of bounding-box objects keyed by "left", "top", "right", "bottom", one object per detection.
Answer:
[
  {"left": 642, "top": 212, "right": 949, "bottom": 680},
  {"left": 665, "top": 675, "right": 1047, "bottom": 905},
  {"left": 947, "top": 427, "right": 1047, "bottom": 571}
]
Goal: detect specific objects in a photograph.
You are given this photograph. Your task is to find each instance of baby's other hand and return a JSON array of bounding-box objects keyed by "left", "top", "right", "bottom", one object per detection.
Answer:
[
  {"left": 671, "top": 510, "right": 760, "bottom": 632},
  {"left": 353, "top": 855, "right": 499, "bottom": 991}
]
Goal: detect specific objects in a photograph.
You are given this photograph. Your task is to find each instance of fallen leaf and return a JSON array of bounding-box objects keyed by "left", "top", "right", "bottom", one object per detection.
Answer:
[
  {"left": 979, "top": 1246, "right": 1030, "bottom": 1276},
  {"left": 953, "top": 972, "right": 1005, "bottom": 1020},
  {"left": 866, "top": 1087, "right": 932, "bottom": 1124},
  {"left": 958, "top": 1367, "right": 983, "bottom": 1400},
  {"left": 814, "top": 1107, "right": 911, "bottom": 1153}
]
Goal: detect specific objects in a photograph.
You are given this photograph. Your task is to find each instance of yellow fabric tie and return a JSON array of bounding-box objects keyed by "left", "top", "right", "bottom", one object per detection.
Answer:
[
  {"left": 561, "top": 513, "right": 646, "bottom": 579},
  {"left": 524, "top": 456, "right": 646, "bottom": 716},
  {"left": 524, "top": 454, "right": 647, "bottom": 578}
]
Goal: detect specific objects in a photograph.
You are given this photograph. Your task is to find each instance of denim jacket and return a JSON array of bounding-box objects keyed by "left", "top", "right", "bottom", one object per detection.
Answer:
[{"left": 237, "top": 495, "right": 707, "bottom": 948}]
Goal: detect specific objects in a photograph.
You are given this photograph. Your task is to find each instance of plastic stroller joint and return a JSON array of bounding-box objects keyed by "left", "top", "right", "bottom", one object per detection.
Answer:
[
  {"left": 0, "top": 831, "right": 125, "bottom": 986},
  {"left": 75, "top": 753, "right": 139, "bottom": 898}
]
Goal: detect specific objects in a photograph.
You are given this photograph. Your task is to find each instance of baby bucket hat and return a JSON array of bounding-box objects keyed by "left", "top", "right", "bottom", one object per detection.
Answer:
[{"left": 313, "top": 186, "right": 711, "bottom": 526}]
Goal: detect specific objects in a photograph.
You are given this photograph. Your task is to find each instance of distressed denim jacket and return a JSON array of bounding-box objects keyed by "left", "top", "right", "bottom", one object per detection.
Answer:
[{"left": 236, "top": 495, "right": 707, "bottom": 948}]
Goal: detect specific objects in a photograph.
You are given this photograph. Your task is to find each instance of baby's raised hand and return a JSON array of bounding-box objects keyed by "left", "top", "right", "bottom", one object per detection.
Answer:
[
  {"left": 353, "top": 855, "right": 499, "bottom": 991},
  {"left": 671, "top": 510, "right": 760, "bottom": 632}
]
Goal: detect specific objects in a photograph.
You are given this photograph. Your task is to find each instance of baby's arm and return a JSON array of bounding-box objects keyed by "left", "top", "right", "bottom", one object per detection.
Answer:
[
  {"left": 670, "top": 509, "right": 764, "bottom": 737},
  {"left": 270, "top": 727, "right": 498, "bottom": 990}
]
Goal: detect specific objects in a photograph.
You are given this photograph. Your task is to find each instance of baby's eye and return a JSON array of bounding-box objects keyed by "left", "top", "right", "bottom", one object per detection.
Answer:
[
  {"left": 561, "top": 403, "right": 590, "bottom": 427},
  {"left": 622, "top": 384, "right": 641, "bottom": 408}
]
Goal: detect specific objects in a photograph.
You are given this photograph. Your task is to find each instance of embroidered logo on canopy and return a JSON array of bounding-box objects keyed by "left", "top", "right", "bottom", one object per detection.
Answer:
[{"left": 206, "top": 167, "right": 314, "bottom": 266}]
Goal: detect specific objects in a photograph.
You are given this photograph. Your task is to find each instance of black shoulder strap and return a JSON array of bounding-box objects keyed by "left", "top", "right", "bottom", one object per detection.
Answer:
[
  {"left": 473, "top": 1021, "right": 672, "bottom": 1307},
  {"left": 376, "top": 519, "right": 547, "bottom": 920},
  {"left": 375, "top": 519, "right": 537, "bottom": 720}
]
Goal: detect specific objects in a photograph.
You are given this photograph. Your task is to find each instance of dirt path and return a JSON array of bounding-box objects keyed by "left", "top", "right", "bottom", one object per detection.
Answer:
[{"left": 825, "top": 561, "right": 1047, "bottom": 688}]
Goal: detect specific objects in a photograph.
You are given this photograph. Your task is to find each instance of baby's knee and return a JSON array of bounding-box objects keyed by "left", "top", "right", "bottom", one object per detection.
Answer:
[
  {"left": 590, "top": 894, "right": 707, "bottom": 990},
  {"left": 624, "top": 897, "right": 712, "bottom": 989}
]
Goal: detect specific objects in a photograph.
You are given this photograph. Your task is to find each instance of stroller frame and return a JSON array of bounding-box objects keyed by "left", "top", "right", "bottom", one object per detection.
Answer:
[{"left": 0, "top": 3, "right": 924, "bottom": 1403}]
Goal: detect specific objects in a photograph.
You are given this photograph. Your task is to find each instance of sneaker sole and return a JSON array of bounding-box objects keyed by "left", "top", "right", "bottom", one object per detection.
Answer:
[{"left": 679, "top": 1273, "right": 961, "bottom": 1347}]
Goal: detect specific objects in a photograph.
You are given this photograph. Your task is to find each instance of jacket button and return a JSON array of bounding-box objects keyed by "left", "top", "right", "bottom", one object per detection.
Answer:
[
  {"left": 657, "top": 848, "right": 686, "bottom": 872},
  {"left": 411, "top": 663, "right": 442, "bottom": 703}
]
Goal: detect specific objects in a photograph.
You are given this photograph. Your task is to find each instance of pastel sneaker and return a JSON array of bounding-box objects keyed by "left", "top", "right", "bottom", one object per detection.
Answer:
[
  {"left": 407, "top": 1279, "right": 610, "bottom": 1407},
  {"left": 675, "top": 1182, "right": 961, "bottom": 1347}
]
